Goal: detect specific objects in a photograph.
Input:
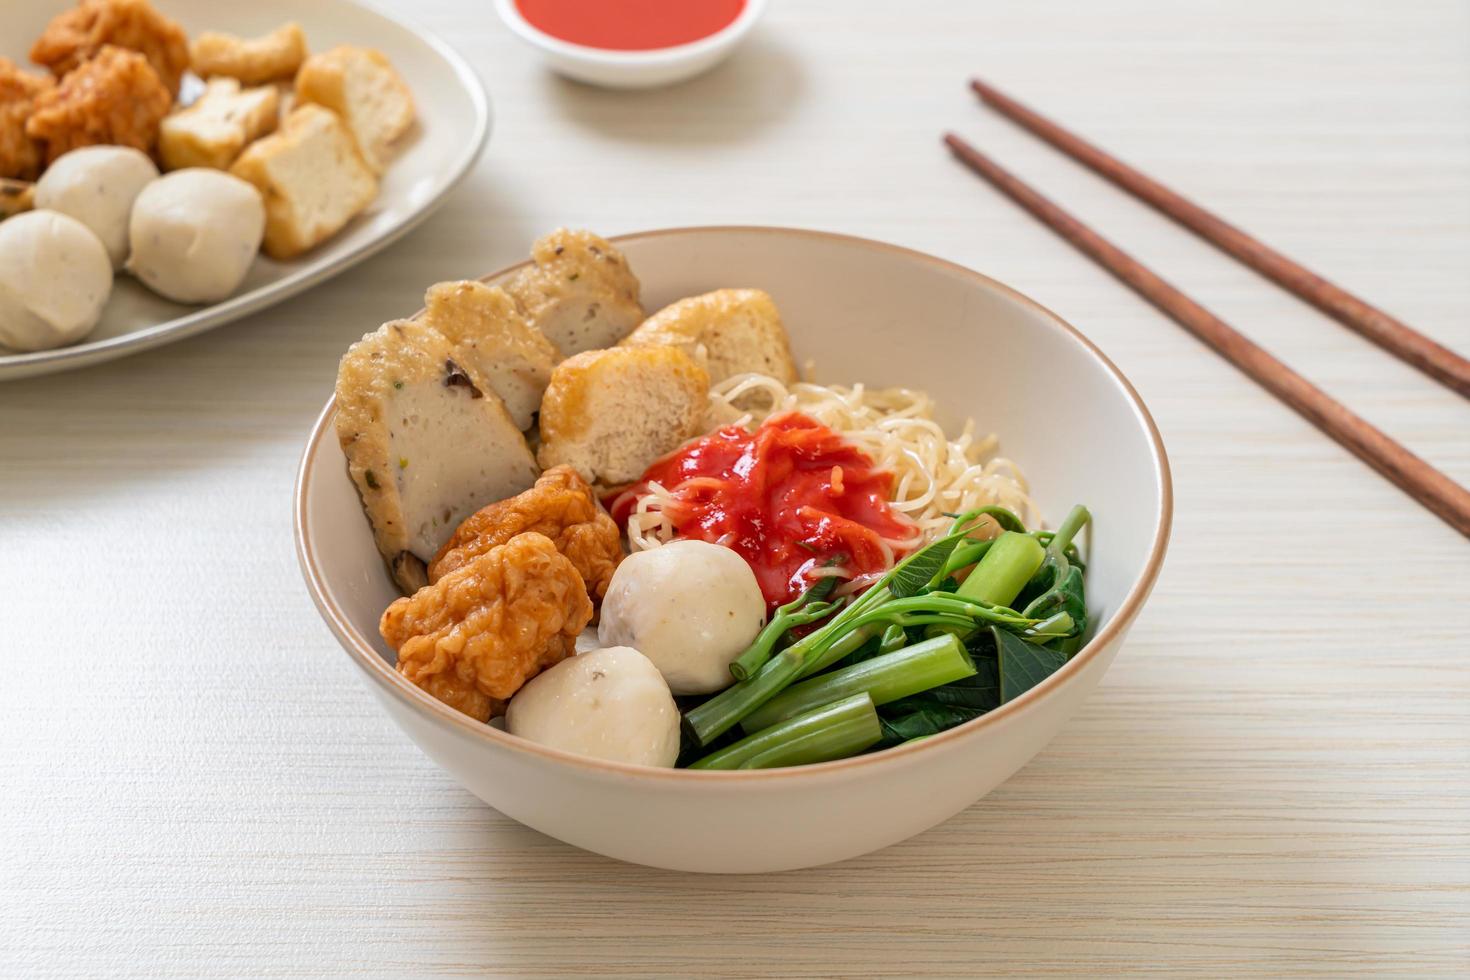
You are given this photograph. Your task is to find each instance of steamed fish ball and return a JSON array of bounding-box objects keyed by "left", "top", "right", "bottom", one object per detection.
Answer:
[
  {"left": 127, "top": 168, "right": 265, "bottom": 304},
  {"left": 506, "top": 646, "right": 680, "bottom": 767},
  {"left": 598, "top": 539, "right": 766, "bottom": 695},
  {"left": 34, "top": 146, "right": 159, "bottom": 269},
  {"left": 0, "top": 210, "right": 112, "bottom": 352}
]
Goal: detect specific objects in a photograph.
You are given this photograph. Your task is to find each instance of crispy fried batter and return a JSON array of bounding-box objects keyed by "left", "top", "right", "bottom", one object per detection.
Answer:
[
  {"left": 0, "top": 59, "right": 53, "bottom": 180},
  {"left": 382, "top": 532, "right": 594, "bottom": 721},
  {"left": 26, "top": 45, "right": 171, "bottom": 164},
  {"left": 31, "top": 0, "right": 190, "bottom": 97},
  {"left": 429, "top": 465, "right": 624, "bottom": 602}
]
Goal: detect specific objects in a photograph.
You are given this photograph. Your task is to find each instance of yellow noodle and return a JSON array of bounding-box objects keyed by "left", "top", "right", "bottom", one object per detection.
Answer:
[{"left": 624, "top": 373, "right": 1038, "bottom": 561}]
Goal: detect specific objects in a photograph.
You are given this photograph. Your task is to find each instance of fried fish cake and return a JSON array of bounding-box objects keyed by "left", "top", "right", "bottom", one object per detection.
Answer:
[
  {"left": 430, "top": 465, "right": 624, "bottom": 602},
  {"left": 503, "top": 228, "right": 645, "bottom": 356},
  {"left": 0, "top": 59, "right": 53, "bottom": 180},
  {"left": 25, "top": 46, "right": 171, "bottom": 164},
  {"left": 31, "top": 0, "right": 190, "bottom": 97},
  {"left": 382, "top": 532, "right": 594, "bottom": 721}
]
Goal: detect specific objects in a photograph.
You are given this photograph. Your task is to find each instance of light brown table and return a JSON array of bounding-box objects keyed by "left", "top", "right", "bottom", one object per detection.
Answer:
[{"left": 2, "top": 0, "right": 1467, "bottom": 975}]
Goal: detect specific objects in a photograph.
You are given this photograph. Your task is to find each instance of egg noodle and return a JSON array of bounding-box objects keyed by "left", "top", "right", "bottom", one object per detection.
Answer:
[{"left": 623, "top": 373, "right": 1038, "bottom": 590}]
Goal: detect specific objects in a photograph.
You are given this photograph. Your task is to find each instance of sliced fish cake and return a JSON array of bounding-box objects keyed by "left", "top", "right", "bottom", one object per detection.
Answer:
[
  {"left": 503, "top": 228, "right": 644, "bottom": 355},
  {"left": 419, "top": 279, "right": 561, "bottom": 430},
  {"left": 336, "top": 318, "right": 539, "bottom": 593}
]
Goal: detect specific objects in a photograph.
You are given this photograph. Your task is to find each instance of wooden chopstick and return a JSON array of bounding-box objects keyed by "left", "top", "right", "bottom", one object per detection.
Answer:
[
  {"left": 942, "top": 132, "right": 1470, "bottom": 538},
  {"left": 967, "top": 78, "right": 1470, "bottom": 400}
]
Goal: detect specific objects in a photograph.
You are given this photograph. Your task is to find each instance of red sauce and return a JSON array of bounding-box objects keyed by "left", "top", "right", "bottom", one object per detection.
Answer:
[
  {"left": 515, "top": 0, "right": 746, "bottom": 51},
  {"left": 610, "top": 413, "right": 919, "bottom": 610}
]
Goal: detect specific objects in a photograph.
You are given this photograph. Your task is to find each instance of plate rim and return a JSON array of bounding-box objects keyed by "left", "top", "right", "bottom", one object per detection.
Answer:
[{"left": 0, "top": 0, "right": 492, "bottom": 380}]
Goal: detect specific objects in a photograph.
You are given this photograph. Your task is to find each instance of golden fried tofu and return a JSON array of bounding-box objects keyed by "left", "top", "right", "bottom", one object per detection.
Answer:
[
  {"left": 430, "top": 465, "right": 624, "bottom": 603},
  {"left": 229, "top": 104, "right": 377, "bottom": 259},
  {"left": 382, "top": 532, "right": 594, "bottom": 721},
  {"left": 336, "top": 317, "right": 539, "bottom": 594},
  {"left": 294, "top": 45, "right": 414, "bottom": 173},
  {"left": 419, "top": 280, "right": 561, "bottom": 430},
  {"left": 504, "top": 229, "right": 645, "bottom": 356},
  {"left": 622, "top": 288, "right": 799, "bottom": 386},
  {"left": 537, "top": 345, "right": 710, "bottom": 486},
  {"left": 190, "top": 22, "right": 308, "bottom": 86},
  {"left": 31, "top": 0, "right": 190, "bottom": 97},
  {"left": 26, "top": 46, "right": 171, "bottom": 164},
  {"left": 0, "top": 59, "right": 53, "bottom": 180},
  {"left": 159, "top": 77, "right": 278, "bottom": 171}
]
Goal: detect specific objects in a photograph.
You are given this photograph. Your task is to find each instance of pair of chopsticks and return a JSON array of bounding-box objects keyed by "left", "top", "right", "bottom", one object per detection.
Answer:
[{"left": 945, "top": 79, "right": 1470, "bottom": 538}]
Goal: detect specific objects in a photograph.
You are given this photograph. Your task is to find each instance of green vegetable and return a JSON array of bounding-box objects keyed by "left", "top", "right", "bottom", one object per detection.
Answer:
[
  {"left": 994, "top": 626, "right": 1068, "bottom": 703},
  {"left": 956, "top": 531, "right": 1045, "bottom": 607},
  {"left": 741, "top": 634, "right": 976, "bottom": 732},
  {"left": 683, "top": 509, "right": 1042, "bottom": 746},
  {"left": 729, "top": 576, "right": 843, "bottom": 681},
  {"left": 688, "top": 693, "right": 881, "bottom": 770}
]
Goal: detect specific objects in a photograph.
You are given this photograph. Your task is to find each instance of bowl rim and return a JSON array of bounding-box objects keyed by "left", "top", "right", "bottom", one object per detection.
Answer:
[
  {"left": 492, "top": 0, "right": 767, "bottom": 66},
  {"left": 295, "top": 224, "right": 1173, "bottom": 782}
]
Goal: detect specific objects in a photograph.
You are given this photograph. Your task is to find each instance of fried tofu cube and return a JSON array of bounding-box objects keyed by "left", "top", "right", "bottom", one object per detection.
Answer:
[
  {"left": 190, "top": 22, "right": 308, "bottom": 86},
  {"left": 537, "top": 346, "right": 710, "bottom": 487},
  {"left": 294, "top": 45, "right": 414, "bottom": 172},
  {"left": 159, "top": 78, "right": 279, "bottom": 171},
  {"left": 229, "top": 104, "right": 377, "bottom": 259},
  {"left": 30, "top": 0, "right": 190, "bottom": 97},
  {"left": 622, "top": 288, "right": 800, "bottom": 386},
  {"left": 25, "top": 45, "right": 171, "bottom": 164}
]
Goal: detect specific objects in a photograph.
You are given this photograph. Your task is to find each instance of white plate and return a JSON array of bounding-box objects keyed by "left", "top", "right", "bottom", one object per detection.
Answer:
[{"left": 0, "top": 0, "right": 490, "bottom": 380}]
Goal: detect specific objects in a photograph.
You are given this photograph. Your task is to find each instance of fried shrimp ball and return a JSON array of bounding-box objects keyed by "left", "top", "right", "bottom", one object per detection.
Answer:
[
  {"left": 429, "top": 465, "right": 625, "bottom": 602},
  {"left": 31, "top": 0, "right": 190, "bottom": 97},
  {"left": 26, "top": 46, "right": 171, "bottom": 164},
  {"left": 381, "top": 532, "right": 594, "bottom": 722},
  {"left": 0, "top": 59, "right": 53, "bottom": 180}
]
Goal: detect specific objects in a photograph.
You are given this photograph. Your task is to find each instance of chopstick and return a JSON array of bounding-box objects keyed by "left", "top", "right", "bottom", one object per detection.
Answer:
[
  {"left": 967, "top": 78, "right": 1470, "bottom": 400},
  {"left": 942, "top": 132, "right": 1470, "bottom": 538}
]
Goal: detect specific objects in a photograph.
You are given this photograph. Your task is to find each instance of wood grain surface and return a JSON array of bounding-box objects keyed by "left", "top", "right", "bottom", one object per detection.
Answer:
[{"left": 2, "top": 0, "right": 1468, "bottom": 976}]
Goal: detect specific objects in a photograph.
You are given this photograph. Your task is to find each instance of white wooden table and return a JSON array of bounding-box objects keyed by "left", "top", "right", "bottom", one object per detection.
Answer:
[{"left": 3, "top": 1, "right": 1468, "bottom": 975}]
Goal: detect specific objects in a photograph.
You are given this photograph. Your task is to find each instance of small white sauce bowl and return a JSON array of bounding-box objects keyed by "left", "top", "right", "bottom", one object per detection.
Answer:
[{"left": 493, "top": 0, "right": 767, "bottom": 89}]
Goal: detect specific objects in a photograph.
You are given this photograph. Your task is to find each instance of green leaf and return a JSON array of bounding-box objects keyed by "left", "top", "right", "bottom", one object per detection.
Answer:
[
  {"left": 887, "top": 533, "right": 965, "bottom": 598},
  {"left": 878, "top": 704, "right": 984, "bottom": 746},
  {"left": 995, "top": 625, "right": 1068, "bottom": 703}
]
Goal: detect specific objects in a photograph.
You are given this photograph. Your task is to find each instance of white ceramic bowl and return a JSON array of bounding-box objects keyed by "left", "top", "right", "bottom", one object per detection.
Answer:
[
  {"left": 493, "top": 0, "right": 766, "bottom": 89},
  {"left": 295, "top": 226, "right": 1172, "bottom": 873}
]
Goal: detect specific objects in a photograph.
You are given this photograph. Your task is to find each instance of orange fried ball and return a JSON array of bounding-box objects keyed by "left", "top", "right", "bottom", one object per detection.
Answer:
[
  {"left": 25, "top": 45, "right": 171, "bottom": 164},
  {"left": 30, "top": 0, "right": 190, "bottom": 97},
  {"left": 0, "top": 58, "right": 53, "bottom": 180},
  {"left": 381, "top": 532, "right": 594, "bottom": 722},
  {"left": 429, "top": 465, "right": 625, "bottom": 603}
]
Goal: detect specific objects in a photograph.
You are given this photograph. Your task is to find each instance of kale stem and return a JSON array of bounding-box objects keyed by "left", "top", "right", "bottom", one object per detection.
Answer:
[
  {"left": 728, "top": 593, "right": 843, "bottom": 682},
  {"left": 741, "top": 634, "right": 975, "bottom": 732},
  {"left": 688, "top": 694, "right": 880, "bottom": 770},
  {"left": 684, "top": 645, "right": 807, "bottom": 746},
  {"left": 1049, "top": 504, "right": 1091, "bottom": 556},
  {"left": 956, "top": 531, "right": 1045, "bottom": 607}
]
